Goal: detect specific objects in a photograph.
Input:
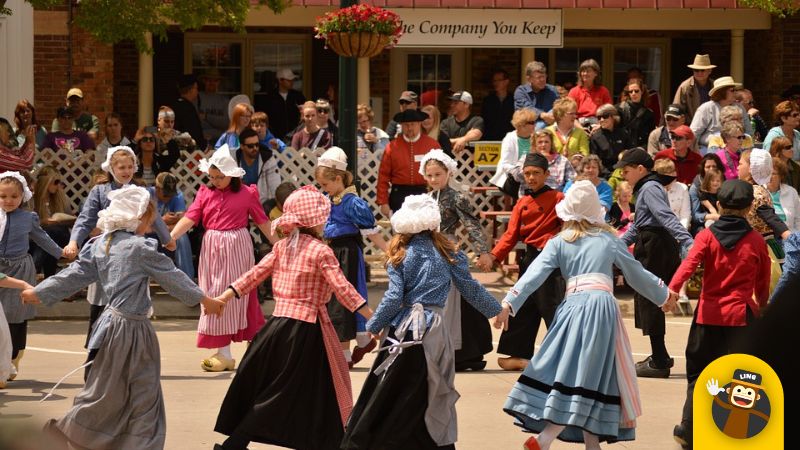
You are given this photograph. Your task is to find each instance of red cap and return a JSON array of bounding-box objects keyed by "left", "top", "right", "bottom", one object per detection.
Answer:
[{"left": 671, "top": 125, "right": 694, "bottom": 141}]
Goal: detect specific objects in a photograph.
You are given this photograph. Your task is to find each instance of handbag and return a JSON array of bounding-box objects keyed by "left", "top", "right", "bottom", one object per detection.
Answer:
[{"left": 500, "top": 175, "right": 521, "bottom": 197}]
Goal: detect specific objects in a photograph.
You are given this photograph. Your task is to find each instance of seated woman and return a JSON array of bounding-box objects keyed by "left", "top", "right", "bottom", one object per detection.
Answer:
[
  {"left": 537, "top": 129, "right": 575, "bottom": 192},
  {"left": 563, "top": 154, "right": 613, "bottom": 212},
  {"left": 568, "top": 59, "right": 612, "bottom": 124},
  {"left": 490, "top": 108, "right": 538, "bottom": 197},
  {"left": 589, "top": 103, "right": 632, "bottom": 177},
  {"left": 767, "top": 158, "right": 800, "bottom": 232},
  {"left": 31, "top": 166, "right": 76, "bottom": 278},
  {"left": 547, "top": 97, "right": 589, "bottom": 158},
  {"left": 132, "top": 126, "right": 180, "bottom": 186},
  {"left": 216, "top": 102, "right": 254, "bottom": 150},
  {"left": 356, "top": 103, "right": 390, "bottom": 161},
  {"left": 617, "top": 78, "right": 655, "bottom": 148},
  {"left": 153, "top": 172, "right": 195, "bottom": 279},
  {"left": 706, "top": 105, "right": 754, "bottom": 154}
]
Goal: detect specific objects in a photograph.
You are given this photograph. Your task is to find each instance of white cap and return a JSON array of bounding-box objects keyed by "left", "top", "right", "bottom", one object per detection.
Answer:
[
  {"left": 318, "top": 147, "right": 348, "bottom": 171},
  {"left": 67, "top": 87, "right": 84, "bottom": 99},
  {"left": 449, "top": 91, "right": 473, "bottom": 105},
  {"left": 101, "top": 146, "right": 139, "bottom": 176},
  {"left": 749, "top": 148, "right": 773, "bottom": 186},
  {"left": 276, "top": 68, "right": 297, "bottom": 80},
  {"left": 555, "top": 180, "right": 606, "bottom": 226},
  {"left": 391, "top": 194, "right": 441, "bottom": 234},
  {"left": 199, "top": 145, "right": 246, "bottom": 178},
  {"left": 418, "top": 149, "right": 457, "bottom": 176},
  {"left": 96, "top": 185, "right": 152, "bottom": 233}
]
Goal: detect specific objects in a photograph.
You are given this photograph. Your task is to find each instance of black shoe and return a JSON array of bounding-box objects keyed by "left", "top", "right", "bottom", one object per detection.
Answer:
[
  {"left": 673, "top": 423, "right": 692, "bottom": 449},
  {"left": 636, "top": 355, "right": 674, "bottom": 369},
  {"left": 635, "top": 359, "right": 670, "bottom": 378},
  {"left": 455, "top": 359, "right": 487, "bottom": 372}
]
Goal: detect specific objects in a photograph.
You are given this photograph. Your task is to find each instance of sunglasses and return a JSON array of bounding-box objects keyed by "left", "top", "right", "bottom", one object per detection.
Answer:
[
  {"left": 317, "top": 108, "right": 330, "bottom": 114},
  {"left": 735, "top": 135, "right": 747, "bottom": 140},
  {"left": 140, "top": 136, "right": 156, "bottom": 143},
  {"left": 627, "top": 89, "right": 641, "bottom": 94},
  {"left": 399, "top": 100, "right": 413, "bottom": 105},
  {"left": 242, "top": 143, "right": 260, "bottom": 149},
  {"left": 790, "top": 113, "right": 800, "bottom": 118},
  {"left": 597, "top": 114, "right": 612, "bottom": 120},
  {"left": 525, "top": 121, "right": 537, "bottom": 125},
  {"left": 669, "top": 135, "right": 686, "bottom": 141},
  {"left": 782, "top": 145, "right": 794, "bottom": 151}
]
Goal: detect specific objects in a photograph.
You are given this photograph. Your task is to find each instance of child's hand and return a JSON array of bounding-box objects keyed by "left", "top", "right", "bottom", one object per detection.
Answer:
[
  {"left": 662, "top": 290, "right": 679, "bottom": 312},
  {"left": 21, "top": 289, "right": 41, "bottom": 304},
  {"left": 201, "top": 297, "right": 225, "bottom": 317},
  {"left": 476, "top": 253, "right": 495, "bottom": 271},
  {"left": 493, "top": 303, "right": 511, "bottom": 330},
  {"left": 163, "top": 238, "right": 177, "bottom": 252},
  {"left": 64, "top": 241, "right": 79, "bottom": 260}
]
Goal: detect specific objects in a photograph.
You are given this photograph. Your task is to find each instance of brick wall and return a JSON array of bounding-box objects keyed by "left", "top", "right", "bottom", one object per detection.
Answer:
[
  {"left": 33, "top": 34, "right": 70, "bottom": 126},
  {"left": 113, "top": 40, "right": 140, "bottom": 137},
  {"left": 71, "top": 26, "right": 114, "bottom": 129}
]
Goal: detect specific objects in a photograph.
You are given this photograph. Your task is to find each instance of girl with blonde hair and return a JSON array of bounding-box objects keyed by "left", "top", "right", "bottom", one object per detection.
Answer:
[{"left": 32, "top": 165, "right": 74, "bottom": 277}]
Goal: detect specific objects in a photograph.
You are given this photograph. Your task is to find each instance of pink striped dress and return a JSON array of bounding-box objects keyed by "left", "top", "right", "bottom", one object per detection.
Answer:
[{"left": 185, "top": 184, "right": 269, "bottom": 348}]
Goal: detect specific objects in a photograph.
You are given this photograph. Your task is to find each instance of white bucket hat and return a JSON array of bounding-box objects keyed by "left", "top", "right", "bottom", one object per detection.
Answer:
[
  {"left": 749, "top": 148, "right": 773, "bottom": 186},
  {"left": 391, "top": 194, "right": 441, "bottom": 234},
  {"left": 555, "top": 180, "right": 606, "bottom": 226},
  {"left": 199, "top": 144, "right": 246, "bottom": 178},
  {"left": 96, "top": 185, "right": 152, "bottom": 233},
  {"left": 101, "top": 146, "right": 138, "bottom": 175},
  {"left": 709, "top": 76, "right": 742, "bottom": 97},
  {"left": 318, "top": 147, "right": 348, "bottom": 171},
  {"left": 418, "top": 149, "right": 457, "bottom": 176}
]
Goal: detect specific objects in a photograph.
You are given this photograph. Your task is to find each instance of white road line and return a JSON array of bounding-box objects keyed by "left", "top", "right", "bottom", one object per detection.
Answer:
[{"left": 26, "top": 346, "right": 86, "bottom": 355}]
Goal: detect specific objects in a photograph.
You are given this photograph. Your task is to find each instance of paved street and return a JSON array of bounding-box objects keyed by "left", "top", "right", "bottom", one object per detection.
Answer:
[{"left": 0, "top": 269, "right": 692, "bottom": 449}]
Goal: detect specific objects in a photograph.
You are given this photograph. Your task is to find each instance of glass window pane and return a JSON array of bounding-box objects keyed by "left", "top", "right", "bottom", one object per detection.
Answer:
[
  {"left": 408, "top": 53, "right": 452, "bottom": 109},
  {"left": 191, "top": 42, "right": 243, "bottom": 96},
  {"left": 252, "top": 42, "right": 304, "bottom": 95},
  {"left": 554, "top": 47, "right": 603, "bottom": 90},
  {"left": 613, "top": 47, "right": 662, "bottom": 100}
]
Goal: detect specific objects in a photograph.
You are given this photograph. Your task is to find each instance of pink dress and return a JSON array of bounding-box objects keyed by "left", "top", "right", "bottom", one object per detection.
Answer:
[{"left": 185, "top": 184, "right": 269, "bottom": 348}]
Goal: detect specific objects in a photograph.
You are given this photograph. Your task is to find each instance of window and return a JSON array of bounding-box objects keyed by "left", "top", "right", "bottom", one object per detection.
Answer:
[
  {"left": 407, "top": 53, "right": 452, "bottom": 110},
  {"left": 613, "top": 46, "right": 663, "bottom": 102},
  {"left": 252, "top": 41, "right": 305, "bottom": 110},
  {"left": 553, "top": 47, "right": 603, "bottom": 89},
  {"left": 191, "top": 42, "right": 243, "bottom": 96}
]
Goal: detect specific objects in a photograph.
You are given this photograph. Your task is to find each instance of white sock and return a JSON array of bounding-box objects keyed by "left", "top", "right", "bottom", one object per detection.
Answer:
[
  {"left": 582, "top": 431, "right": 601, "bottom": 450},
  {"left": 343, "top": 349, "right": 352, "bottom": 363},
  {"left": 538, "top": 422, "right": 565, "bottom": 450},
  {"left": 218, "top": 345, "right": 232, "bottom": 360},
  {"left": 355, "top": 332, "right": 371, "bottom": 348}
]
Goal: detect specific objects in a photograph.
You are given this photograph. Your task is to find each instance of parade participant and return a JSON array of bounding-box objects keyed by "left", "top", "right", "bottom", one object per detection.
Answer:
[
  {"left": 212, "top": 185, "right": 373, "bottom": 450},
  {"left": 22, "top": 186, "right": 222, "bottom": 450},
  {"left": 668, "top": 179, "right": 770, "bottom": 449},
  {"left": 170, "top": 145, "right": 276, "bottom": 372},
  {"left": 420, "top": 149, "right": 491, "bottom": 358},
  {"left": 618, "top": 148, "right": 693, "bottom": 378},
  {"left": 0, "top": 272, "right": 32, "bottom": 388},
  {"left": 499, "top": 180, "right": 678, "bottom": 450},
  {"left": 63, "top": 146, "right": 174, "bottom": 352},
  {"left": 0, "top": 171, "right": 65, "bottom": 380},
  {"left": 314, "top": 147, "right": 388, "bottom": 367},
  {"left": 377, "top": 108, "right": 439, "bottom": 216},
  {"left": 341, "top": 194, "right": 501, "bottom": 450},
  {"left": 477, "top": 153, "right": 566, "bottom": 371}
]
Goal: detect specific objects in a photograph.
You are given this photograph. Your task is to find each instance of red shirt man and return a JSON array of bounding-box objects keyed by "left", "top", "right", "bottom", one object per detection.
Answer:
[{"left": 655, "top": 125, "right": 702, "bottom": 184}]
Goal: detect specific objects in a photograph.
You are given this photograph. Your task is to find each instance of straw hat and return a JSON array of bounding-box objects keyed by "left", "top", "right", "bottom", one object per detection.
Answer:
[
  {"left": 687, "top": 54, "right": 716, "bottom": 70},
  {"left": 709, "top": 76, "right": 742, "bottom": 97}
]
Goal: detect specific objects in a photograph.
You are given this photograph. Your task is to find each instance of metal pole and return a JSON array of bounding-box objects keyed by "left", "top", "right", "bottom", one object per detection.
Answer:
[{"left": 338, "top": 0, "right": 358, "bottom": 178}]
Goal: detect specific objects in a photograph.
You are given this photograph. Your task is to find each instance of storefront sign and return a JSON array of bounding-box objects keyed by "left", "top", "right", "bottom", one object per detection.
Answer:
[
  {"left": 472, "top": 141, "right": 502, "bottom": 170},
  {"left": 393, "top": 8, "right": 562, "bottom": 48}
]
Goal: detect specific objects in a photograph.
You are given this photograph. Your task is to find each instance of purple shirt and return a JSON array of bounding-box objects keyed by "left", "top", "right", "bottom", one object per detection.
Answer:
[{"left": 42, "top": 130, "right": 95, "bottom": 152}]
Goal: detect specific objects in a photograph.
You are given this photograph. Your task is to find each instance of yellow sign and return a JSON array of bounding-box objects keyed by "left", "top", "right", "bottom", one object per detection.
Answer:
[
  {"left": 473, "top": 141, "right": 501, "bottom": 169},
  {"left": 694, "top": 354, "right": 783, "bottom": 449}
]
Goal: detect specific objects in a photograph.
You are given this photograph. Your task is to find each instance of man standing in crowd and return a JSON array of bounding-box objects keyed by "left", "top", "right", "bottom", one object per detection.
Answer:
[
  {"left": 385, "top": 91, "right": 418, "bottom": 140},
  {"left": 514, "top": 61, "right": 559, "bottom": 130},
  {"left": 376, "top": 108, "right": 439, "bottom": 217},
  {"left": 262, "top": 67, "right": 306, "bottom": 143},
  {"left": 50, "top": 88, "right": 100, "bottom": 141},
  {"left": 482, "top": 69, "right": 515, "bottom": 141},
  {"left": 172, "top": 74, "right": 207, "bottom": 151},
  {"left": 673, "top": 54, "right": 716, "bottom": 122},
  {"left": 618, "top": 148, "right": 693, "bottom": 379},
  {"left": 655, "top": 125, "right": 702, "bottom": 185},
  {"left": 42, "top": 106, "right": 95, "bottom": 153},
  {"left": 441, "top": 91, "right": 484, "bottom": 153},
  {"left": 197, "top": 71, "right": 230, "bottom": 147},
  {"left": 648, "top": 104, "right": 687, "bottom": 155}
]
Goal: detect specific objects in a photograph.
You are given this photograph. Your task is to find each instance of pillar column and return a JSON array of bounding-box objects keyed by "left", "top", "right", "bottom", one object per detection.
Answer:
[
  {"left": 138, "top": 33, "right": 154, "bottom": 127},
  {"left": 357, "top": 57, "right": 370, "bottom": 105},
  {"left": 521, "top": 48, "right": 535, "bottom": 82},
  {"left": 731, "top": 29, "right": 745, "bottom": 84}
]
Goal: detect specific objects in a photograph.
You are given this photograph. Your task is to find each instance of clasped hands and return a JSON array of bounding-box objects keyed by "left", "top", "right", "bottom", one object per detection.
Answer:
[{"left": 662, "top": 289, "right": 680, "bottom": 313}]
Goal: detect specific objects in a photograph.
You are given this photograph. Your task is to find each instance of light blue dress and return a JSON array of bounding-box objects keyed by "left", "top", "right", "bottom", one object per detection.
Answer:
[{"left": 502, "top": 232, "right": 668, "bottom": 443}]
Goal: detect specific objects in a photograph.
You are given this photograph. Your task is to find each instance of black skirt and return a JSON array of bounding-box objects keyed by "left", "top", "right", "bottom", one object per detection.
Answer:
[
  {"left": 215, "top": 316, "right": 343, "bottom": 450},
  {"left": 328, "top": 235, "right": 364, "bottom": 341},
  {"left": 341, "top": 330, "right": 455, "bottom": 450},
  {"left": 632, "top": 226, "right": 680, "bottom": 336},
  {"left": 454, "top": 298, "right": 493, "bottom": 365}
]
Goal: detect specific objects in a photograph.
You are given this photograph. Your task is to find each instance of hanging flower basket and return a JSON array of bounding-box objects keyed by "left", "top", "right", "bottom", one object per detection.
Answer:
[{"left": 315, "top": 5, "right": 403, "bottom": 58}]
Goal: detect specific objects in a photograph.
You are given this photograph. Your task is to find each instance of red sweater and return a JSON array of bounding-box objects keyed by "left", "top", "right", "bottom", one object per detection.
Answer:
[
  {"left": 491, "top": 188, "right": 563, "bottom": 261},
  {"left": 654, "top": 148, "right": 702, "bottom": 185},
  {"left": 376, "top": 135, "right": 440, "bottom": 205},
  {"left": 668, "top": 228, "right": 770, "bottom": 326},
  {"left": 568, "top": 85, "right": 612, "bottom": 119}
]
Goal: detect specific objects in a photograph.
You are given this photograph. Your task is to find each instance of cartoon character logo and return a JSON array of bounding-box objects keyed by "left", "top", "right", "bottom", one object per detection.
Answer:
[{"left": 708, "top": 369, "right": 771, "bottom": 439}]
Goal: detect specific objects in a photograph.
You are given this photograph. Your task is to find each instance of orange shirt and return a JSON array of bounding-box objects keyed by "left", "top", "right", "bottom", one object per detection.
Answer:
[{"left": 376, "top": 134, "right": 440, "bottom": 205}]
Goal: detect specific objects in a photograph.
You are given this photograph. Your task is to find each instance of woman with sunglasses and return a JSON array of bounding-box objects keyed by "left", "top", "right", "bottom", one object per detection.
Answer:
[
  {"left": 315, "top": 99, "right": 339, "bottom": 146},
  {"left": 490, "top": 108, "right": 539, "bottom": 198},
  {"left": 617, "top": 78, "right": 655, "bottom": 148},
  {"left": 762, "top": 100, "right": 800, "bottom": 160},
  {"left": 133, "top": 126, "right": 180, "bottom": 186},
  {"left": 589, "top": 103, "right": 631, "bottom": 176},
  {"left": 715, "top": 121, "right": 746, "bottom": 182},
  {"left": 31, "top": 165, "right": 76, "bottom": 278},
  {"left": 768, "top": 136, "right": 800, "bottom": 193}
]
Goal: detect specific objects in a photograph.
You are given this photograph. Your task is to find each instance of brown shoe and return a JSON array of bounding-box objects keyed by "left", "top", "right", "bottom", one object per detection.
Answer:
[
  {"left": 351, "top": 338, "right": 378, "bottom": 367},
  {"left": 498, "top": 356, "right": 529, "bottom": 371}
]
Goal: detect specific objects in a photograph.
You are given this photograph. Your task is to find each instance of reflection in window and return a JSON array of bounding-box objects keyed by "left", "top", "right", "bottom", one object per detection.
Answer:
[
  {"left": 613, "top": 47, "right": 662, "bottom": 100},
  {"left": 407, "top": 54, "right": 452, "bottom": 112},
  {"left": 191, "top": 42, "right": 243, "bottom": 96},
  {"left": 252, "top": 42, "right": 304, "bottom": 97},
  {"left": 553, "top": 47, "right": 602, "bottom": 89}
]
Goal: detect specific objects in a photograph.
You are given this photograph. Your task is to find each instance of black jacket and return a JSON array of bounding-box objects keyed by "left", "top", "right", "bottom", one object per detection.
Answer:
[
  {"left": 590, "top": 126, "right": 632, "bottom": 176},
  {"left": 617, "top": 101, "right": 655, "bottom": 148},
  {"left": 172, "top": 97, "right": 207, "bottom": 150},
  {"left": 259, "top": 89, "right": 306, "bottom": 143},
  {"left": 133, "top": 138, "right": 180, "bottom": 179}
]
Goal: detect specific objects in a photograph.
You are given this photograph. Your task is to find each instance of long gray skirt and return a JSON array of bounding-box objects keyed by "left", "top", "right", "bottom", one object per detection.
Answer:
[
  {"left": 0, "top": 254, "right": 36, "bottom": 323},
  {"left": 54, "top": 307, "right": 166, "bottom": 450}
]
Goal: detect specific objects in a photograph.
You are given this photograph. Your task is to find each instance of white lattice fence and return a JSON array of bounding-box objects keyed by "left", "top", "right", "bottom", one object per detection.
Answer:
[{"left": 35, "top": 147, "right": 500, "bottom": 257}]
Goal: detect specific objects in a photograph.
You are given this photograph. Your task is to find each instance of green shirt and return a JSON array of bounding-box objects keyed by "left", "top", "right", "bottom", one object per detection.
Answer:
[{"left": 517, "top": 136, "right": 531, "bottom": 158}]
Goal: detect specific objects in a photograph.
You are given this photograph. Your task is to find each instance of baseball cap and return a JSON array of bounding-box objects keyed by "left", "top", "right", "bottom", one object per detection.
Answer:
[
  {"left": 669, "top": 125, "right": 694, "bottom": 141},
  {"left": 399, "top": 91, "right": 418, "bottom": 103},
  {"left": 56, "top": 106, "right": 74, "bottom": 118},
  {"left": 67, "top": 88, "right": 84, "bottom": 99},
  {"left": 664, "top": 104, "right": 686, "bottom": 118},
  {"left": 615, "top": 147, "right": 654, "bottom": 170},
  {"left": 449, "top": 91, "right": 473, "bottom": 105},
  {"left": 276, "top": 68, "right": 298, "bottom": 81}
]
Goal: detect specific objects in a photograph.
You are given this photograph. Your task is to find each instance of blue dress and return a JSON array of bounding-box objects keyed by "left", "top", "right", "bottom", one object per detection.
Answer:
[{"left": 502, "top": 232, "right": 668, "bottom": 443}]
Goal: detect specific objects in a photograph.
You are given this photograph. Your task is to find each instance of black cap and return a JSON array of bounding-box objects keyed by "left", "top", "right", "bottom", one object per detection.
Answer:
[
  {"left": 177, "top": 74, "right": 198, "bottom": 90},
  {"left": 718, "top": 180, "right": 754, "bottom": 209},
  {"left": 393, "top": 109, "right": 429, "bottom": 123},
  {"left": 664, "top": 103, "right": 686, "bottom": 118},
  {"left": 614, "top": 147, "right": 653, "bottom": 170},
  {"left": 523, "top": 153, "right": 549, "bottom": 171},
  {"left": 733, "top": 369, "right": 762, "bottom": 387},
  {"left": 56, "top": 106, "right": 74, "bottom": 118}
]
